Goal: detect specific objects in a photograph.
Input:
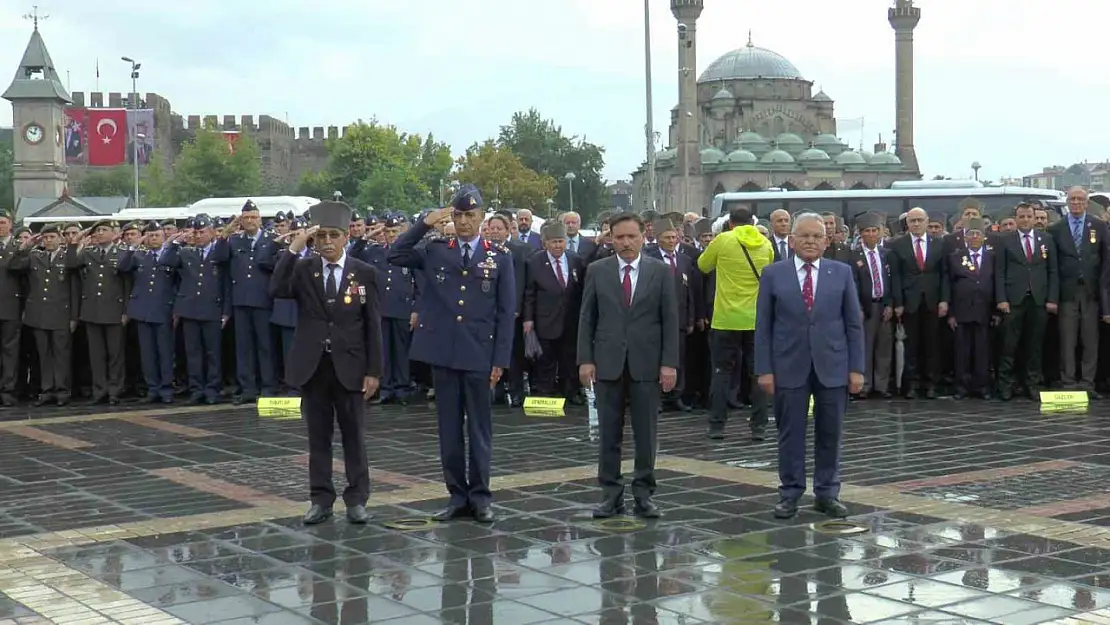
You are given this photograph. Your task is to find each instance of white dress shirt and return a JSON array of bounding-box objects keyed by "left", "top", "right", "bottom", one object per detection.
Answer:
[
  {"left": 547, "top": 251, "right": 566, "bottom": 284},
  {"left": 773, "top": 235, "right": 790, "bottom": 258},
  {"left": 321, "top": 253, "right": 347, "bottom": 290},
  {"left": 618, "top": 254, "right": 641, "bottom": 302},
  {"left": 794, "top": 255, "right": 820, "bottom": 294}
]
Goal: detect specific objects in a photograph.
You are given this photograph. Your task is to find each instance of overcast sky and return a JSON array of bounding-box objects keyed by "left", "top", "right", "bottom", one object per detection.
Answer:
[{"left": 0, "top": 0, "right": 1105, "bottom": 184}]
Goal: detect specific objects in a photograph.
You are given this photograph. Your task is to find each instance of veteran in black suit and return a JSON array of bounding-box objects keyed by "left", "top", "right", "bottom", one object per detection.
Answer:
[
  {"left": 644, "top": 217, "right": 697, "bottom": 411},
  {"left": 945, "top": 218, "right": 995, "bottom": 399},
  {"left": 578, "top": 212, "right": 680, "bottom": 520},
  {"left": 270, "top": 200, "right": 383, "bottom": 526},
  {"left": 995, "top": 203, "right": 1059, "bottom": 400},
  {"left": 523, "top": 221, "right": 584, "bottom": 401},
  {"left": 850, "top": 213, "right": 894, "bottom": 399}
]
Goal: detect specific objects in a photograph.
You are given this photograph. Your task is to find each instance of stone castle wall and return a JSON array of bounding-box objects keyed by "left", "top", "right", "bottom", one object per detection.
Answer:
[{"left": 66, "top": 91, "right": 337, "bottom": 197}]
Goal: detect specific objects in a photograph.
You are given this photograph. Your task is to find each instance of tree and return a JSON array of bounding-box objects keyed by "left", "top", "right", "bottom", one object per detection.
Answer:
[
  {"left": 76, "top": 166, "right": 134, "bottom": 198},
  {"left": 498, "top": 109, "right": 607, "bottom": 221},
  {"left": 454, "top": 140, "right": 556, "bottom": 210},
  {"left": 169, "top": 128, "right": 262, "bottom": 205},
  {"left": 0, "top": 140, "right": 12, "bottom": 212},
  {"left": 297, "top": 120, "right": 452, "bottom": 214},
  {"left": 139, "top": 156, "right": 176, "bottom": 207}
]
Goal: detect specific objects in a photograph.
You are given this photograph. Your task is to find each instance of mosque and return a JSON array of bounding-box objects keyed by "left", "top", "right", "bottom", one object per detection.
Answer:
[{"left": 633, "top": 0, "right": 923, "bottom": 214}]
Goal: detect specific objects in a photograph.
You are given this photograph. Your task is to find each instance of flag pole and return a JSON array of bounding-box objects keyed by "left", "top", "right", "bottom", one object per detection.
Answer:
[{"left": 95, "top": 58, "right": 99, "bottom": 92}]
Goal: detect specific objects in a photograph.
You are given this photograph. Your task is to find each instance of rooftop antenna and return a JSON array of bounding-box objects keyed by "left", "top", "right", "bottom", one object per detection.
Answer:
[{"left": 23, "top": 5, "right": 47, "bottom": 30}]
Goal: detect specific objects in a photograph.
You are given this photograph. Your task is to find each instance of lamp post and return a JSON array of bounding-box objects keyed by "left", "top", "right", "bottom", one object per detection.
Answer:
[
  {"left": 643, "top": 0, "right": 656, "bottom": 212},
  {"left": 121, "top": 56, "right": 141, "bottom": 207},
  {"left": 971, "top": 161, "right": 981, "bottom": 182},
  {"left": 545, "top": 198, "right": 555, "bottom": 218},
  {"left": 564, "top": 172, "right": 576, "bottom": 213}
]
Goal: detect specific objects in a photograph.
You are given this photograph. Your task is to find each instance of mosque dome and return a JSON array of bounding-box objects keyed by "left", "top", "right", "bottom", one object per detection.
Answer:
[
  {"left": 813, "top": 90, "right": 832, "bottom": 102},
  {"left": 711, "top": 87, "right": 734, "bottom": 101},
  {"left": 870, "top": 151, "right": 903, "bottom": 166},
  {"left": 760, "top": 148, "right": 795, "bottom": 164},
  {"left": 798, "top": 146, "right": 831, "bottom": 162},
  {"left": 699, "top": 40, "right": 805, "bottom": 83},
  {"left": 701, "top": 147, "right": 726, "bottom": 163},
  {"left": 723, "top": 149, "right": 758, "bottom": 163},
  {"left": 834, "top": 150, "right": 867, "bottom": 166},
  {"left": 774, "top": 133, "right": 806, "bottom": 154}
]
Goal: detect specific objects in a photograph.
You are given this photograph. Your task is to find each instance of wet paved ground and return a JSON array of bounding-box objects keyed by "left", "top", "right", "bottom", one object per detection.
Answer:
[{"left": 1, "top": 399, "right": 1109, "bottom": 624}]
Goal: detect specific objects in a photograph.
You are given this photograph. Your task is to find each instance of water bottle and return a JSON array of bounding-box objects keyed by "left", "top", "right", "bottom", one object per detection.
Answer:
[{"left": 585, "top": 382, "right": 599, "bottom": 442}]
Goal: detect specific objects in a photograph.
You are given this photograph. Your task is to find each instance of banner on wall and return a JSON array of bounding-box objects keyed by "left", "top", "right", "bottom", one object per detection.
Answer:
[
  {"left": 223, "top": 131, "right": 240, "bottom": 155},
  {"left": 63, "top": 107, "right": 87, "bottom": 164},
  {"left": 126, "top": 109, "right": 155, "bottom": 165}
]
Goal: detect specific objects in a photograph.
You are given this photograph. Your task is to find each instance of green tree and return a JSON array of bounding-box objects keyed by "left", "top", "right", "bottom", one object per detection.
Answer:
[
  {"left": 0, "top": 140, "right": 13, "bottom": 212},
  {"left": 76, "top": 166, "right": 135, "bottom": 197},
  {"left": 455, "top": 140, "right": 556, "bottom": 210},
  {"left": 139, "top": 155, "right": 176, "bottom": 207},
  {"left": 297, "top": 120, "right": 450, "bottom": 214},
  {"left": 498, "top": 108, "right": 607, "bottom": 221},
  {"left": 169, "top": 128, "right": 262, "bottom": 205}
]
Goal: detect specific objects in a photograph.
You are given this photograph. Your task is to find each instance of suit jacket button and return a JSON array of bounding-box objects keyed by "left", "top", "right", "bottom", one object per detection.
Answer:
[
  {"left": 456, "top": 315, "right": 463, "bottom": 322},
  {"left": 458, "top": 300, "right": 464, "bottom": 305},
  {"left": 460, "top": 286, "right": 466, "bottom": 291}
]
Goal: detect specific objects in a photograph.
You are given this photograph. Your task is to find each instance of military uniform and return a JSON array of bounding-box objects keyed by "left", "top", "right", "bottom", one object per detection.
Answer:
[
  {"left": 118, "top": 224, "right": 177, "bottom": 403},
  {"left": 228, "top": 201, "right": 279, "bottom": 402},
  {"left": 387, "top": 186, "right": 515, "bottom": 523},
  {"left": 70, "top": 220, "right": 130, "bottom": 404},
  {"left": 160, "top": 215, "right": 230, "bottom": 404},
  {"left": 0, "top": 233, "right": 22, "bottom": 406},
  {"left": 9, "top": 227, "right": 78, "bottom": 406}
]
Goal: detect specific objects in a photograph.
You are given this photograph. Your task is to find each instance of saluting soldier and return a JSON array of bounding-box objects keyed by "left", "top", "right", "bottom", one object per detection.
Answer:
[
  {"left": 161, "top": 214, "right": 231, "bottom": 404},
  {"left": 225, "top": 200, "right": 279, "bottom": 403},
  {"left": 118, "top": 223, "right": 177, "bottom": 403},
  {"left": 271, "top": 217, "right": 310, "bottom": 389},
  {"left": 359, "top": 215, "right": 417, "bottom": 404},
  {"left": 0, "top": 211, "right": 22, "bottom": 407},
  {"left": 9, "top": 224, "right": 78, "bottom": 406},
  {"left": 388, "top": 185, "right": 515, "bottom": 523},
  {"left": 271, "top": 200, "right": 383, "bottom": 525},
  {"left": 69, "top": 219, "right": 130, "bottom": 405}
]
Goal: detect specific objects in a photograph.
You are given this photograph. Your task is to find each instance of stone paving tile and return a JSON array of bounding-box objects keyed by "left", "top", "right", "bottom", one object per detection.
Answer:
[{"left": 911, "top": 464, "right": 1110, "bottom": 510}]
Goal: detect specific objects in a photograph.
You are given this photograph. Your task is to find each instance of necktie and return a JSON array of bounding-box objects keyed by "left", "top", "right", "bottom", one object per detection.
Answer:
[
  {"left": 914, "top": 238, "right": 925, "bottom": 270},
  {"left": 666, "top": 253, "right": 677, "bottom": 275},
  {"left": 462, "top": 243, "right": 471, "bottom": 267},
  {"left": 554, "top": 257, "right": 566, "bottom": 288},
  {"left": 325, "top": 263, "right": 338, "bottom": 300},
  {"left": 868, "top": 251, "right": 882, "bottom": 298},
  {"left": 972, "top": 252, "right": 980, "bottom": 269},
  {"left": 521, "top": 234, "right": 527, "bottom": 243},
  {"left": 802, "top": 263, "right": 815, "bottom": 312},
  {"left": 569, "top": 238, "right": 577, "bottom": 253},
  {"left": 1072, "top": 219, "right": 1083, "bottom": 251},
  {"left": 779, "top": 241, "right": 787, "bottom": 259},
  {"left": 1024, "top": 234, "right": 1033, "bottom": 261},
  {"left": 622, "top": 265, "right": 633, "bottom": 307}
]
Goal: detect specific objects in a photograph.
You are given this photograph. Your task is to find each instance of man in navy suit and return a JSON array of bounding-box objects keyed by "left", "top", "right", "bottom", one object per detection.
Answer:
[
  {"left": 755, "top": 212, "right": 865, "bottom": 520},
  {"left": 514, "top": 209, "right": 543, "bottom": 249}
]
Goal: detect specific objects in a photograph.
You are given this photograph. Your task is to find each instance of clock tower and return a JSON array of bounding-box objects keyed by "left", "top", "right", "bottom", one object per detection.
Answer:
[{"left": 2, "top": 19, "right": 71, "bottom": 211}]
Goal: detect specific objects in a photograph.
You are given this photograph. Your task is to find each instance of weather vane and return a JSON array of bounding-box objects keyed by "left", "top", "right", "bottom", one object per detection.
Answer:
[{"left": 23, "top": 5, "right": 48, "bottom": 30}]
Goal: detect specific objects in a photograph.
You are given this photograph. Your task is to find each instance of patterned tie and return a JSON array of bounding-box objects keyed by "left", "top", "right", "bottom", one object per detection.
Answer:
[
  {"left": 554, "top": 257, "right": 566, "bottom": 288},
  {"left": 802, "top": 263, "right": 815, "bottom": 312},
  {"left": 1024, "top": 234, "right": 1033, "bottom": 261},
  {"left": 973, "top": 251, "right": 980, "bottom": 270},
  {"left": 666, "top": 253, "right": 677, "bottom": 275},
  {"left": 1072, "top": 219, "right": 1083, "bottom": 255},
  {"left": 868, "top": 250, "right": 882, "bottom": 298},
  {"left": 622, "top": 265, "right": 633, "bottom": 307},
  {"left": 914, "top": 238, "right": 925, "bottom": 270}
]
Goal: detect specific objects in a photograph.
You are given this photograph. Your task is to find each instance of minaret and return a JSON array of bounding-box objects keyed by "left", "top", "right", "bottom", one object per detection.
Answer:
[
  {"left": 671, "top": 0, "right": 703, "bottom": 213},
  {"left": 888, "top": 0, "right": 920, "bottom": 174},
  {"left": 3, "top": 12, "right": 71, "bottom": 210}
]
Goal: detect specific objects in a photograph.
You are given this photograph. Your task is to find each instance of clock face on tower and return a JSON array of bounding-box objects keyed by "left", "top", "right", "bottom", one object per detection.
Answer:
[{"left": 23, "top": 123, "right": 44, "bottom": 145}]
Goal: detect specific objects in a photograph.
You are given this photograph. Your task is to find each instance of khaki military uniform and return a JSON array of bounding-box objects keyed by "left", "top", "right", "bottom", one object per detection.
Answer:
[
  {"left": 10, "top": 247, "right": 78, "bottom": 403},
  {"left": 70, "top": 244, "right": 130, "bottom": 402}
]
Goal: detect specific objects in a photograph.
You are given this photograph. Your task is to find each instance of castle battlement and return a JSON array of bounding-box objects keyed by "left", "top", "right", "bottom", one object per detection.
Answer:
[{"left": 70, "top": 91, "right": 172, "bottom": 114}]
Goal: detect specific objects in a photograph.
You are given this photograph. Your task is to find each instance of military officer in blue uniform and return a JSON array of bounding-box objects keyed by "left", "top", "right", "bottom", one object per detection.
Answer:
[
  {"left": 118, "top": 223, "right": 177, "bottom": 403},
  {"left": 388, "top": 185, "right": 515, "bottom": 523},
  {"left": 223, "top": 200, "right": 279, "bottom": 403},
  {"left": 160, "top": 214, "right": 231, "bottom": 404}
]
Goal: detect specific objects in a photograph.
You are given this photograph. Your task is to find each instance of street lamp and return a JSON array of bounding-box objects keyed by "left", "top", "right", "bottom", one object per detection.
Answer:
[
  {"left": 971, "top": 161, "right": 981, "bottom": 182},
  {"left": 564, "top": 172, "right": 576, "bottom": 213},
  {"left": 121, "top": 56, "right": 141, "bottom": 207},
  {"left": 545, "top": 198, "right": 555, "bottom": 218}
]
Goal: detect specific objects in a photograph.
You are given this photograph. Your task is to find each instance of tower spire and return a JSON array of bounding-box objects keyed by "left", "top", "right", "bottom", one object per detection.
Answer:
[
  {"left": 747, "top": 29, "right": 753, "bottom": 47},
  {"left": 23, "top": 5, "right": 48, "bottom": 31},
  {"left": 3, "top": 17, "right": 71, "bottom": 102}
]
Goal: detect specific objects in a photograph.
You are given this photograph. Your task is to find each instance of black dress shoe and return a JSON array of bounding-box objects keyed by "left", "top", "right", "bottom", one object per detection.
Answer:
[
  {"left": 924, "top": 389, "right": 937, "bottom": 399},
  {"left": 1, "top": 394, "right": 16, "bottom": 407},
  {"left": 706, "top": 427, "right": 725, "bottom": 440},
  {"left": 773, "top": 498, "right": 798, "bottom": 519},
  {"left": 751, "top": 429, "right": 766, "bottom": 442},
  {"left": 904, "top": 390, "right": 917, "bottom": 400},
  {"left": 813, "top": 498, "right": 849, "bottom": 518},
  {"left": 346, "top": 505, "right": 370, "bottom": 524},
  {"left": 56, "top": 397, "right": 69, "bottom": 407},
  {"left": 431, "top": 505, "right": 471, "bottom": 522},
  {"left": 472, "top": 506, "right": 495, "bottom": 523},
  {"left": 592, "top": 498, "right": 626, "bottom": 519},
  {"left": 108, "top": 396, "right": 120, "bottom": 406},
  {"left": 303, "top": 504, "right": 333, "bottom": 525},
  {"left": 881, "top": 392, "right": 893, "bottom": 399},
  {"left": 32, "top": 396, "right": 48, "bottom": 407},
  {"left": 633, "top": 498, "right": 661, "bottom": 519}
]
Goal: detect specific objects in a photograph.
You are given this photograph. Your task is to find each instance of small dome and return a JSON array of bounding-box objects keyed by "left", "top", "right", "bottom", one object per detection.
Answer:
[
  {"left": 760, "top": 149, "right": 795, "bottom": 164},
  {"left": 656, "top": 148, "right": 677, "bottom": 162},
  {"left": 813, "top": 134, "right": 841, "bottom": 148},
  {"left": 712, "top": 87, "right": 734, "bottom": 101},
  {"left": 798, "top": 146, "right": 831, "bottom": 162},
  {"left": 774, "top": 133, "right": 805, "bottom": 155},
  {"left": 870, "top": 151, "right": 903, "bottom": 166},
  {"left": 813, "top": 90, "right": 832, "bottom": 102},
  {"left": 701, "top": 147, "right": 726, "bottom": 164},
  {"left": 737, "top": 131, "right": 768, "bottom": 146},
  {"left": 858, "top": 150, "right": 874, "bottom": 163},
  {"left": 834, "top": 150, "right": 867, "bottom": 165},
  {"left": 723, "top": 149, "right": 758, "bottom": 163}
]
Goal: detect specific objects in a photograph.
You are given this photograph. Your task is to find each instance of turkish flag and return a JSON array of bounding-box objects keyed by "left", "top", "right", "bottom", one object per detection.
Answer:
[{"left": 86, "top": 109, "right": 128, "bottom": 166}]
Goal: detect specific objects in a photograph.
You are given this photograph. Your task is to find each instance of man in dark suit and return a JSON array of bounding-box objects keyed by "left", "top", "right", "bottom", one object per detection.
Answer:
[
  {"left": 578, "top": 212, "right": 679, "bottom": 520},
  {"left": 271, "top": 200, "right": 383, "bottom": 525},
  {"left": 491, "top": 210, "right": 532, "bottom": 407},
  {"left": 889, "top": 207, "right": 948, "bottom": 398},
  {"left": 944, "top": 218, "right": 995, "bottom": 399},
  {"left": 821, "top": 213, "right": 851, "bottom": 262},
  {"left": 561, "top": 211, "right": 597, "bottom": 260},
  {"left": 995, "top": 202, "right": 1059, "bottom": 400},
  {"left": 389, "top": 186, "right": 515, "bottom": 523},
  {"left": 1048, "top": 187, "right": 1106, "bottom": 396},
  {"left": 755, "top": 212, "right": 865, "bottom": 520},
  {"left": 941, "top": 198, "right": 983, "bottom": 256},
  {"left": 513, "top": 209, "right": 542, "bottom": 249},
  {"left": 850, "top": 213, "right": 893, "bottom": 399},
  {"left": 523, "top": 221, "right": 584, "bottom": 402},
  {"left": 645, "top": 217, "right": 697, "bottom": 412},
  {"left": 768, "top": 209, "right": 792, "bottom": 262}
]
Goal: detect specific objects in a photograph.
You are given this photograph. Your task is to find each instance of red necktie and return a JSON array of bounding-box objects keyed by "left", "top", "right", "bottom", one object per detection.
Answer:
[
  {"left": 868, "top": 250, "right": 882, "bottom": 298},
  {"left": 1024, "top": 234, "right": 1033, "bottom": 261},
  {"left": 554, "top": 257, "right": 566, "bottom": 288},
  {"left": 666, "top": 253, "right": 677, "bottom": 275},
  {"left": 914, "top": 238, "right": 925, "bottom": 270},
  {"left": 622, "top": 265, "right": 633, "bottom": 307},
  {"left": 802, "top": 263, "right": 814, "bottom": 312}
]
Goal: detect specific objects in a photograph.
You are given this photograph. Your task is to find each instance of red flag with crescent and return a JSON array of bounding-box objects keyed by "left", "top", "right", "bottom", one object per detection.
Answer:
[{"left": 86, "top": 109, "right": 128, "bottom": 166}]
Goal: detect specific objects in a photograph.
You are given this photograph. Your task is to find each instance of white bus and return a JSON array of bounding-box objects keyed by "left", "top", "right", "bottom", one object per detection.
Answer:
[{"left": 711, "top": 186, "right": 1065, "bottom": 226}]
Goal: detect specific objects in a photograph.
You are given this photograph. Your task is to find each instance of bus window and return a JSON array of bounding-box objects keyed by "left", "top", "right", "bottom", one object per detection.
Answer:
[
  {"left": 979, "top": 195, "right": 1022, "bottom": 216},
  {"left": 845, "top": 198, "right": 904, "bottom": 222},
  {"left": 786, "top": 199, "right": 844, "bottom": 219},
  {"left": 723, "top": 199, "right": 782, "bottom": 219}
]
